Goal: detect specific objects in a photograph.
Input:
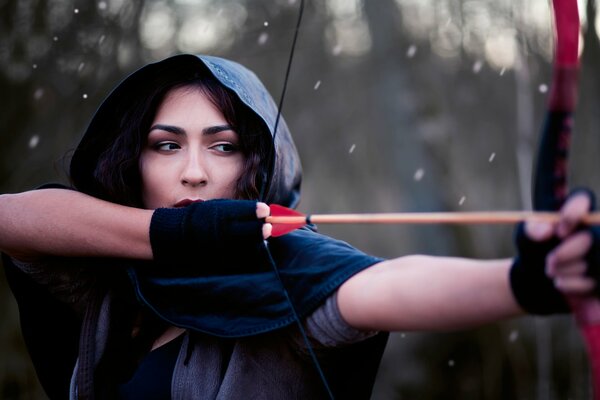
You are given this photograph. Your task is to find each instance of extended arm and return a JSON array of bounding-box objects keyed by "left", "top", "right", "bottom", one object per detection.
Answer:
[
  {"left": 338, "top": 191, "right": 597, "bottom": 332},
  {"left": 338, "top": 256, "right": 518, "bottom": 331}
]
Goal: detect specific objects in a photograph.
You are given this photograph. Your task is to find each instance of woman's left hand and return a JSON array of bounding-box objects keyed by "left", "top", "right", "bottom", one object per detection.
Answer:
[
  {"left": 539, "top": 191, "right": 598, "bottom": 296},
  {"left": 511, "top": 189, "right": 600, "bottom": 314}
]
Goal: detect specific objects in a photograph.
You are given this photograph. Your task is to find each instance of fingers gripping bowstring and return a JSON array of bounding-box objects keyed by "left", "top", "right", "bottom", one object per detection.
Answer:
[{"left": 258, "top": 1, "right": 335, "bottom": 398}]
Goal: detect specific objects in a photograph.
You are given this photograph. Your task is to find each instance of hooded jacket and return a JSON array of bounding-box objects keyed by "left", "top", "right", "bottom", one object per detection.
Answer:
[
  {"left": 68, "top": 53, "right": 382, "bottom": 337},
  {"left": 5, "top": 54, "right": 387, "bottom": 399},
  {"left": 70, "top": 54, "right": 301, "bottom": 209}
]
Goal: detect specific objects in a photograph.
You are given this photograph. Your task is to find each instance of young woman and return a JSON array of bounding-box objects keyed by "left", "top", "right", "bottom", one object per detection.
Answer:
[{"left": 1, "top": 54, "right": 597, "bottom": 399}]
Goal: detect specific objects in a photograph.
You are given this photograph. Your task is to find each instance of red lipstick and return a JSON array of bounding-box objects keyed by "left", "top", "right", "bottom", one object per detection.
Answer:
[{"left": 174, "top": 199, "right": 204, "bottom": 208}]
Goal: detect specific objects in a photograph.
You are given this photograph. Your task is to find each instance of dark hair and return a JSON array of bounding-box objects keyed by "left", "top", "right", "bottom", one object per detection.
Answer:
[{"left": 92, "top": 72, "right": 271, "bottom": 207}]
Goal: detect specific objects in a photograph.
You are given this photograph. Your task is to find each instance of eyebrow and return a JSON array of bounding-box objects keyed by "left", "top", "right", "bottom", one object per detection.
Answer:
[{"left": 149, "top": 124, "right": 235, "bottom": 135}]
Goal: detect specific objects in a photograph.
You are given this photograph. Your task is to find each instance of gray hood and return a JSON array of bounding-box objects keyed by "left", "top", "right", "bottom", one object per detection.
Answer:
[{"left": 70, "top": 54, "right": 302, "bottom": 208}]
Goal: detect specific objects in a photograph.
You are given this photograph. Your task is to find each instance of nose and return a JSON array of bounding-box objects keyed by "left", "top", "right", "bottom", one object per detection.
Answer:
[{"left": 181, "top": 151, "right": 208, "bottom": 187}]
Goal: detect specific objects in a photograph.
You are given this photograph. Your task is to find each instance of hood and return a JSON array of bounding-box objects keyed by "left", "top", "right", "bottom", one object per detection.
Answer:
[{"left": 70, "top": 54, "right": 302, "bottom": 208}]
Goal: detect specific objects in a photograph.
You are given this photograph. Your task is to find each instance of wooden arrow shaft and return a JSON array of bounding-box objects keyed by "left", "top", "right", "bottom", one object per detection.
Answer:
[{"left": 266, "top": 211, "right": 600, "bottom": 225}]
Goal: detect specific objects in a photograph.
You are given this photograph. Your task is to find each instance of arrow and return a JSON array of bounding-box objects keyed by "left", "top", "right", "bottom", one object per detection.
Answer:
[{"left": 266, "top": 204, "right": 600, "bottom": 237}]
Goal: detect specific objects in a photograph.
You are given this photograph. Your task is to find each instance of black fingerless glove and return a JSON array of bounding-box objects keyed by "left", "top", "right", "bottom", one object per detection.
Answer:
[
  {"left": 149, "top": 199, "right": 266, "bottom": 273},
  {"left": 510, "top": 188, "right": 600, "bottom": 314},
  {"left": 509, "top": 223, "right": 569, "bottom": 314}
]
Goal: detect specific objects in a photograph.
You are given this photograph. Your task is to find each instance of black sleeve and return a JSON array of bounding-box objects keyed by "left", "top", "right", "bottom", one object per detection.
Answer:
[{"left": 3, "top": 254, "right": 80, "bottom": 400}]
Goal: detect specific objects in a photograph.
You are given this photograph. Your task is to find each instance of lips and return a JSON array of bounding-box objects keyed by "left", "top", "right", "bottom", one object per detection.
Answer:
[{"left": 173, "top": 199, "right": 204, "bottom": 208}]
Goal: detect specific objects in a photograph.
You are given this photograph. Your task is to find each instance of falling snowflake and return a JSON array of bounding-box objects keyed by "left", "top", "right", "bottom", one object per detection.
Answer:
[
  {"left": 78, "top": 62, "right": 85, "bottom": 72},
  {"left": 499, "top": 67, "right": 506, "bottom": 76},
  {"left": 313, "top": 80, "right": 321, "bottom": 90},
  {"left": 258, "top": 32, "right": 268, "bottom": 45},
  {"left": 29, "top": 135, "right": 40, "bottom": 149},
  {"left": 98, "top": 35, "right": 106, "bottom": 45},
  {"left": 509, "top": 330, "right": 519, "bottom": 342},
  {"left": 33, "top": 88, "right": 44, "bottom": 100},
  {"left": 264, "top": 21, "right": 269, "bottom": 27},
  {"left": 488, "top": 152, "right": 496, "bottom": 162},
  {"left": 98, "top": 1, "right": 107, "bottom": 10},
  {"left": 448, "top": 359, "right": 455, "bottom": 367},
  {"left": 472, "top": 60, "right": 483, "bottom": 73},
  {"left": 53, "top": 36, "right": 59, "bottom": 42},
  {"left": 74, "top": 8, "right": 79, "bottom": 14},
  {"left": 82, "top": 93, "right": 88, "bottom": 99},
  {"left": 32, "top": 64, "right": 38, "bottom": 69},
  {"left": 538, "top": 84, "right": 548, "bottom": 93},
  {"left": 413, "top": 168, "right": 425, "bottom": 181},
  {"left": 458, "top": 196, "right": 466, "bottom": 206},
  {"left": 349, "top": 144, "right": 356, "bottom": 154},
  {"left": 406, "top": 45, "right": 417, "bottom": 58},
  {"left": 332, "top": 44, "right": 342, "bottom": 56}
]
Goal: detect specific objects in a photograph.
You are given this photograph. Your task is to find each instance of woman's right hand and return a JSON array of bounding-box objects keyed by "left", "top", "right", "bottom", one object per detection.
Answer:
[
  {"left": 256, "top": 202, "right": 272, "bottom": 240},
  {"left": 149, "top": 199, "right": 271, "bottom": 271}
]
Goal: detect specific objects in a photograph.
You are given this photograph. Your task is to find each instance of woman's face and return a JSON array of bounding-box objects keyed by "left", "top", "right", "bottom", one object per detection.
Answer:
[{"left": 139, "top": 86, "right": 245, "bottom": 209}]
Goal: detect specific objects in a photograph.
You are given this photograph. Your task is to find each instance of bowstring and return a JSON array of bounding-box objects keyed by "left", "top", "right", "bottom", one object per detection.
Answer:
[
  {"left": 258, "top": 1, "right": 335, "bottom": 398},
  {"left": 258, "top": 0, "right": 303, "bottom": 200}
]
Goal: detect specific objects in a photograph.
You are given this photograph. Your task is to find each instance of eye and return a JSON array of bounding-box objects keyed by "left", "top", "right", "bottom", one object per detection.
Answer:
[
  {"left": 212, "top": 143, "right": 239, "bottom": 153},
  {"left": 154, "top": 142, "right": 180, "bottom": 152}
]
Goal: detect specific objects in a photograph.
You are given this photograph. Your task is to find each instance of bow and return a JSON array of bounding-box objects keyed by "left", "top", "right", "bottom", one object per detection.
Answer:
[
  {"left": 533, "top": 0, "right": 600, "bottom": 397},
  {"left": 269, "top": 0, "right": 596, "bottom": 397}
]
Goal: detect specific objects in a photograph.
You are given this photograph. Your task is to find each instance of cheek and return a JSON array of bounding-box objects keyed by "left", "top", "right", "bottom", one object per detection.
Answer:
[
  {"left": 223, "top": 156, "right": 245, "bottom": 193},
  {"left": 139, "top": 156, "right": 169, "bottom": 208}
]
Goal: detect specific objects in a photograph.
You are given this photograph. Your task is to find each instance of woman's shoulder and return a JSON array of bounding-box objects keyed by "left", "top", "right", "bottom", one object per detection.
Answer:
[
  {"left": 269, "top": 226, "right": 383, "bottom": 266},
  {"left": 271, "top": 226, "right": 359, "bottom": 251}
]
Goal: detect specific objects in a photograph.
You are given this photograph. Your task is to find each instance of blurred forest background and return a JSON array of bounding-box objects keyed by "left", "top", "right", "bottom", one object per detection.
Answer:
[{"left": 1, "top": 0, "right": 600, "bottom": 398}]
